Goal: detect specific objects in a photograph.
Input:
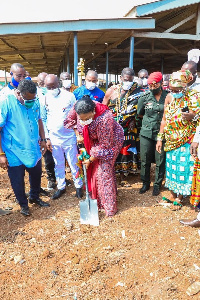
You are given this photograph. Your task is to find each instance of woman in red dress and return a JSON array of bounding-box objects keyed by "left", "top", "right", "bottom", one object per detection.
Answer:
[{"left": 64, "top": 95, "right": 124, "bottom": 216}]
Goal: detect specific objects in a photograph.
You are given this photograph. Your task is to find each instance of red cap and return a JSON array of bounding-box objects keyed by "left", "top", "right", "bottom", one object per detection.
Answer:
[{"left": 147, "top": 72, "right": 163, "bottom": 84}]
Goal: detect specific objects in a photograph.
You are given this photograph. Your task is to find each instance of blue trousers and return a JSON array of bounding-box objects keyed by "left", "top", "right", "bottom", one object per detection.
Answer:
[{"left": 8, "top": 160, "right": 42, "bottom": 209}]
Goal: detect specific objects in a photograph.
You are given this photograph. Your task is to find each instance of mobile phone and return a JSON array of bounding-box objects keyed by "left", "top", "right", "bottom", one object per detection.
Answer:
[{"left": 182, "top": 106, "right": 189, "bottom": 113}]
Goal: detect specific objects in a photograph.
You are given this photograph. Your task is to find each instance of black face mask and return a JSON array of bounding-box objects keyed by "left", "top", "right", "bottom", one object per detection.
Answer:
[{"left": 150, "top": 86, "right": 161, "bottom": 95}]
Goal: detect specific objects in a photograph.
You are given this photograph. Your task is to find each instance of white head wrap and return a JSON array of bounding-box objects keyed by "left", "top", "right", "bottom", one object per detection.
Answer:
[{"left": 187, "top": 49, "right": 200, "bottom": 64}]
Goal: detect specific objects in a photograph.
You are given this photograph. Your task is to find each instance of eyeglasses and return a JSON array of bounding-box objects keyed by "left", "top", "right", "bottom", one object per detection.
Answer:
[{"left": 140, "top": 76, "right": 148, "bottom": 79}]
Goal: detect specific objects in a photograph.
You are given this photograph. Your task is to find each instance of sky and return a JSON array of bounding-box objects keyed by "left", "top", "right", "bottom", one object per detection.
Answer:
[{"left": 0, "top": 0, "right": 158, "bottom": 23}]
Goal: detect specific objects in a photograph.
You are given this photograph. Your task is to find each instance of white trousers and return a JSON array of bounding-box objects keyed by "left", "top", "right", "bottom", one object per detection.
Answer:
[
  {"left": 197, "top": 212, "right": 200, "bottom": 221},
  {"left": 52, "top": 143, "right": 83, "bottom": 190}
]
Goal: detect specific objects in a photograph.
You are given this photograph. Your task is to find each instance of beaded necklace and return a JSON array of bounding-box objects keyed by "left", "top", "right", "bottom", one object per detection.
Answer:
[{"left": 115, "top": 83, "right": 137, "bottom": 122}]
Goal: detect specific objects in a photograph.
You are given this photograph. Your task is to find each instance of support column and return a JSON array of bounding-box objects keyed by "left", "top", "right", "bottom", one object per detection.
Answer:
[
  {"left": 161, "top": 56, "right": 164, "bottom": 74},
  {"left": 4, "top": 68, "right": 7, "bottom": 86},
  {"left": 197, "top": 3, "right": 200, "bottom": 36},
  {"left": 73, "top": 32, "right": 78, "bottom": 86},
  {"left": 106, "top": 51, "right": 109, "bottom": 90},
  {"left": 66, "top": 47, "right": 70, "bottom": 74},
  {"left": 62, "top": 57, "right": 65, "bottom": 72},
  {"left": 129, "top": 36, "right": 134, "bottom": 69}
]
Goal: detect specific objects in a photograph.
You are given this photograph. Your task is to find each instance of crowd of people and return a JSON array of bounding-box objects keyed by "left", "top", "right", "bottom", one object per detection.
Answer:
[{"left": 0, "top": 52, "right": 200, "bottom": 228}]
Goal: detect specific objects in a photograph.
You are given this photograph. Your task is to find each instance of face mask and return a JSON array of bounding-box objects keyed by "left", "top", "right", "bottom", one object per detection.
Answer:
[
  {"left": 142, "top": 78, "right": 148, "bottom": 86},
  {"left": 62, "top": 80, "right": 71, "bottom": 89},
  {"left": 150, "top": 86, "right": 161, "bottom": 95},
  {"left": 24, "top": 100, "right": 35, "bottom": 109},
  {"left": 79, "top": 118, "right": 93, "bottom": 126},
  {"left": 122, "top": 81, "right": 133, "bottom": 91},
  {"left": 85, "top": 81, "right": 96, "bottom": 91},
  {"left": 171, "top": 92, "right": 183, "bottom": 99},
  {"left": 40, "top": 87, "right": 47, "bottom": 95},
  {"left": 47, "top": 88, "right": 60, "bottom": 97},
  {"left": 11, "top": 76, "right": 19, "bottom": 88}
]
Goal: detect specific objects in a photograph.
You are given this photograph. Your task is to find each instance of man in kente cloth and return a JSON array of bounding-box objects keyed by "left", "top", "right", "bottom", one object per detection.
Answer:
[{"left": 103, "top": 67, "right": 144, "bottom": 186}]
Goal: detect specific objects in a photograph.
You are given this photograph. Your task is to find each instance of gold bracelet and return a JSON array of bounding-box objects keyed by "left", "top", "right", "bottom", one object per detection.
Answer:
[{"left": 0, "top": 153, "right": 5, "bottom": 155}]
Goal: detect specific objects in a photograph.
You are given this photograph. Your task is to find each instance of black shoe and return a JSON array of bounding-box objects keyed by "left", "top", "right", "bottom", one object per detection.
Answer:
[
  {"left": 152, "top": 186, "right": 160, "bottom": 196},
  {"left": 139, "top": 184, "right": 150, "bottom": 194},
  {"left": 40, "top": 187, "right": 50, "bottom": 196},
  {"left": 51, "top": 188, "right": 66, "bottom": 200},
  {"left": 75, "top": 187, "right": 83, "bottom": 199},
  {"left": 29, "top": 198, "right": 50, "bottom": 207},
  {"left": 20, "top": 207, "right": 31, "bottom": 216},
  {"left": 47, "top": 181, "right": 57, "bottom": 191},
  {"left": 65, "top": 179, "right": 72, "bottom": 186}
]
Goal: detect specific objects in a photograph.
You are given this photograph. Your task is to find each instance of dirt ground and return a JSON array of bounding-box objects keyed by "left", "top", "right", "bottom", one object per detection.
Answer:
[{"left": 0, "top": 164, "right": 200, "bottom": 300}]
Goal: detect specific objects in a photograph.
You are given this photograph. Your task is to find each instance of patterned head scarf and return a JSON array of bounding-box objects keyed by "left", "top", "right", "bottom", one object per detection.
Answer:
[{"left": 169, "top": 70, "right": 193, "bottom": 88}]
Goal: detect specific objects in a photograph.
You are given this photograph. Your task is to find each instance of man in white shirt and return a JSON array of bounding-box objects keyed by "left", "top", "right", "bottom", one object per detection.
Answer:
[
  {"left": 41, "top": 74, "right": 83, "bottom": 199},
  {"left": 37, "top": 72, "right": 57, "bottom": 191}
]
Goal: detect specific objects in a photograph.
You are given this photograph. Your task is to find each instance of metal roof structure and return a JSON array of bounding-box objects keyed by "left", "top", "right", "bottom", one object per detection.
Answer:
[
  {"left": 126, "top": 0, "right": 200, "bottom": 74},
  {"left": 0, "top": 0, "right": 199, "bottom": 79},
  {"left": 0, "top": 17, "right": 155, "bottom": 77}
]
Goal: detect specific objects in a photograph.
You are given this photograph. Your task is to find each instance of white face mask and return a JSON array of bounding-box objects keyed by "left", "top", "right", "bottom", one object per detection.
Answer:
[
  {"left": 79, "top": 118, "right": 93, "bottom": 126},
  {"left": 47, "top": 88, "right": 60, "bottom": 97},
  {"left": 142, "top": 78, "right": 148, "bottom": 86},
  {"left": 62, "top": 80, "right": 71, "bottom": 89},
  {"left": 85, "top": 81, "right": 96, "bottom": 91},
  {"left": 122, "top": 81, "right": 133, "bottom": 91}
]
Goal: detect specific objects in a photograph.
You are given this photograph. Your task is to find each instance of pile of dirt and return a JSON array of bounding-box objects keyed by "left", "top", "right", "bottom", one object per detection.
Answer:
[{"left": 0, "top": 167, "right": 200, "bottom": 299}]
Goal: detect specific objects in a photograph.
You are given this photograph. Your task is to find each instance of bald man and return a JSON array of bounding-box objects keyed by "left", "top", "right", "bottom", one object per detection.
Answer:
[
  {"left": 0, "top": 63, "right": 26, "bottom": 98},
  {"left": 60, "top": 72, "right": 78, "bottom": 93},
  {"left": 41, "top": 74, "right": 83, "bottom": 200},
  {"left": 181, "top": 61, "right": 200, "bottom": 92},
  {"left": 38, "top": 72, "right": 48, "bottom": 86},
  {"left": 36, "top": 72, "right": 57, "bottom": 191},
  {"left": 73, "top": 70, "right": 105, "bottom": 103}
]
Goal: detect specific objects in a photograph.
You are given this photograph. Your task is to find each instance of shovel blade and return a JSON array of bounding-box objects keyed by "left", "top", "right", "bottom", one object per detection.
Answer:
[{"left": 80, "top": 198, "right": 99, "bottom": 226}]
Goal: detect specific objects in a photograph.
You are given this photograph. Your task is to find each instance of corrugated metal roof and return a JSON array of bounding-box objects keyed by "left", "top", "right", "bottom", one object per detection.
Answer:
[{"left": 136, "top": 0, "right": 200, "bottom": 16}]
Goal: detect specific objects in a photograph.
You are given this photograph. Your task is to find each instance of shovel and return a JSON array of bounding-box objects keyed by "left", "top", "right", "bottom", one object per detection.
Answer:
[{"left": 79, "top": 164, "right": 99, "bottom": 226}]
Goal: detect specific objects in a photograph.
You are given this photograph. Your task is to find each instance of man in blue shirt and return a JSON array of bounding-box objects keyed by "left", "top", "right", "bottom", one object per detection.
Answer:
[
  {"left": 0, "top": 63, "right": 26, "bottom": 98},
  {"left": 73, "top": 70, "right": 105, "bottom": 103},
  {"left": 0, "top": 80, "right": 50, "bottom": 216}
]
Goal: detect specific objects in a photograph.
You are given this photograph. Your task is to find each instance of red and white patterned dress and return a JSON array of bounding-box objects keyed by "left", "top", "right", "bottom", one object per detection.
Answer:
[{"left": 65, "top": 106, "right": 124, "bottom": 216}]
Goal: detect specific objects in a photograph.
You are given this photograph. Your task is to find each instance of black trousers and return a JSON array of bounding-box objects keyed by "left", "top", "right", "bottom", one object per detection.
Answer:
[
  {"left": 8, "top": 160, "right": 42, "bottom": 209},
  {"left": 140, "top": 135, "right": 166, "bottom": 187},
  {"left": 43, "top": 150, "right": 56, "bottom": 183}
]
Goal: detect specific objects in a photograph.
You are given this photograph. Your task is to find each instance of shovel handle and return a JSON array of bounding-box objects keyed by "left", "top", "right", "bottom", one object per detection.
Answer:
[{"left": 83, "top": 164, "right": 90, "bottom": 199}]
